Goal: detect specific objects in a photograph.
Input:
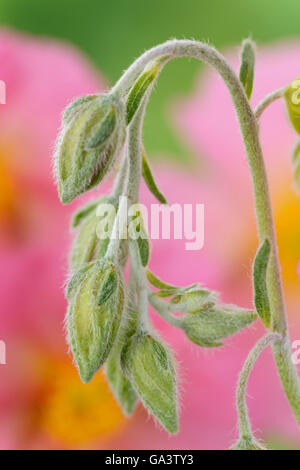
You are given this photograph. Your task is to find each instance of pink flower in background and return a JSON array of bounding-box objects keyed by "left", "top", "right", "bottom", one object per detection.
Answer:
[
  {"left": 0, "top": 29, "right": 300, "bottom": 450},
  {"left": 0, "top": 29, "right": 127, "bottom": 449}
]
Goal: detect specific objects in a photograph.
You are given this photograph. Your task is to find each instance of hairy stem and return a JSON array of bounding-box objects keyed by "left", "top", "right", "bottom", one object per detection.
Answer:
[
  {"left": 113, "top": 39, "right": 300, "bottom": 425},
  {"left": 148, "top": 291, "right": 184, "bottom": 328},
  {"left": 254, "top": 87, "right": 285, "bottom": 120},
  {"left": 236, "top": 333, "right": 282, "bottom": 438}
]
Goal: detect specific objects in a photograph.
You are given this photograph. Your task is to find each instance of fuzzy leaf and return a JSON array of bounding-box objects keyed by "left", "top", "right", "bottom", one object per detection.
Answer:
[
  {"left": 239, "top": 39, "right": 256, "bottom": 99},
  {"left": 126, "top": 65, "right": 159, "bottom": 124},
  {"left": 253, "top": 239, "right": 271, "bottom": 327},
  {"left": 137, "top": 236, "right": 150, "bottom": 267},
  {"left": 146, "top": 269, "right": 197, "bottom": 293},
  {"left": 142, "top": 151, "right": 167, "bottom": 204}
]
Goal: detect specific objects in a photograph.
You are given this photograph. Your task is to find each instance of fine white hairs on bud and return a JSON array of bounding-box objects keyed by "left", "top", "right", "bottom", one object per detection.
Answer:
[
  {"left": 54, "top": 93, "right": 126, "bottom": 204},
  {"left": 121, "top": 332, "right": 178, "bottom": 433},
  {"left": 66, "top": 259, "right": 125, "bottom": 383}
]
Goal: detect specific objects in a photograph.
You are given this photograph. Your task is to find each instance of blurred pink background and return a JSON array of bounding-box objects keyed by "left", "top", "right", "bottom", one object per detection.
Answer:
[{"left": 0, "top": 29, "right": 299, "bottom": 449}]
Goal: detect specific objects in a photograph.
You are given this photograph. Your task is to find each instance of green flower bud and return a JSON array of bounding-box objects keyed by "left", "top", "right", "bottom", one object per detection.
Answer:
[
  {"left": 66, "top": 259, "right": 125, "bottom": 383},
  {"left": 170, "top": 288, "right": 218, "bottom": 313},
  {"left": 121, "top": 333, "right": 178, "bottom": 433},
  {"left": 55, "top": 93, "right": 126, "bottom": 204},
  {"left": 70, "top": 196, "right": 118, "bottom": 272},
  {"left": 183, "top": 305, "right": 257, "bottom": 347},
  {"left": 230, "top": 436, "right": 267, "bottom": 450},
  {"left": 284, "top": 78, "right": 300, "bottom": 135},
  {"left": 105, "top": 310, "right": 139, "bottom": 416}
]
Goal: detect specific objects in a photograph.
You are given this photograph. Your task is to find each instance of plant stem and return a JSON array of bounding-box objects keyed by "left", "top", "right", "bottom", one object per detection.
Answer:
[
  {"left": 148, "top": 291, "right": 183, "bottom": 328},
  {"left": 113, "top": 39, "right": 300, "bottom": 425},
  {"left": 236, "top": 333, "right": 282, "bottom": 438},
  {"left": 254, "top": 87, "right": 285, "bottom": 120}
]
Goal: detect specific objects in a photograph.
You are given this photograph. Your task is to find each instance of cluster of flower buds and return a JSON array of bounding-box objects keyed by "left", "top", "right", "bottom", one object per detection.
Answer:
[
  {"left": 54, "top": 51, "right": 259, "bottom": 436},
  {"left": 148, "top": 270, "right": 257, "bottom": 348}
]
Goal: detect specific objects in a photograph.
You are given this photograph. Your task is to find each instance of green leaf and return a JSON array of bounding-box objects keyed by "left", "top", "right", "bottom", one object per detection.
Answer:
[
  {"left": 142, "top": 151, "right": 167, "bottom": 204},
  {"left": 146, "top": 269, "right": 196, "bottom": 292},
  {"left": 137, "top": 236, "right": 150, "bottom": 267},
  {"left": 239, "top": 38, "right": 255, "bottom": 100},
  {"left": 253, "top": 239, "right": 271, "bottom": 328},
  {"left": 126, "top": 63, "right": 160, "bottom": 124}
]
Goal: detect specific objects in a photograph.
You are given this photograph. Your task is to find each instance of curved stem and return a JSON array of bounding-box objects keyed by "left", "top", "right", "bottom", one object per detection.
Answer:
[
  {"left": 254, "top": 87, "right": 285, "bottom": 121},
  {"left": 148, "top": 290, "right": 184, "bottom": 328},
  {"left": 236, "top": 333, "right": 282, "bottom": 438},
  {"left": 113, "top": 39, "right": 300, "bottom": 425},
  {"left": 105, "top": 99, "right": 145, "bottom": 261}
]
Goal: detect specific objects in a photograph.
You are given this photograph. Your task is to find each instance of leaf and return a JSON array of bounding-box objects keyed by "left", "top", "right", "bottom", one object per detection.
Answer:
[
  {"left": 142, "top": 151, "right": 167, "bottom": 204},
  {"left": 126, "top": 63, "right": 160, "bottom": 124},
  {"left": 253, "top": 239, "right": 271, "bottom": 327},
  {"left": 239, "top": 38, "right": 255, "bottom": 100},
  {"left": 146, "top": 269, "right": 196, "bottom": 293},
  {"left": 137, "top": 236, "right": 150, "bottom": 267}
]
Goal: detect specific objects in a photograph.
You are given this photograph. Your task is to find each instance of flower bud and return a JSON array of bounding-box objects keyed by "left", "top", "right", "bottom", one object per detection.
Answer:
[
  {"left": 105, "top": 310, "right": 139, "bottom": 416},
  {"left": 284, "top": 78, "right": 300, "bottom": 135},
  {"left": 66, "top": 259, "right": 125, "bottom": 383},
  {"left": 183, "top": 305, "right": 257, "bottom": 347},
  {"left": 170, "top": 288, "right": 218, "bottom": 313},
  {"left": 70, "top": 196, "right": 118, "bottom": 272},
  {"left": 121, "top": 333, "right": 178, "bottom": 433},
  {"left": 55, "top": 93, "right": 126, "bottom": 204}
]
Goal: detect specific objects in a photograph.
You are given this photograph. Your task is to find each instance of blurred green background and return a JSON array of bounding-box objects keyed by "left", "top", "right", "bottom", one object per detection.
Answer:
[{"left": 1, "top": 0, "right": 299, "bottom": 159}]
